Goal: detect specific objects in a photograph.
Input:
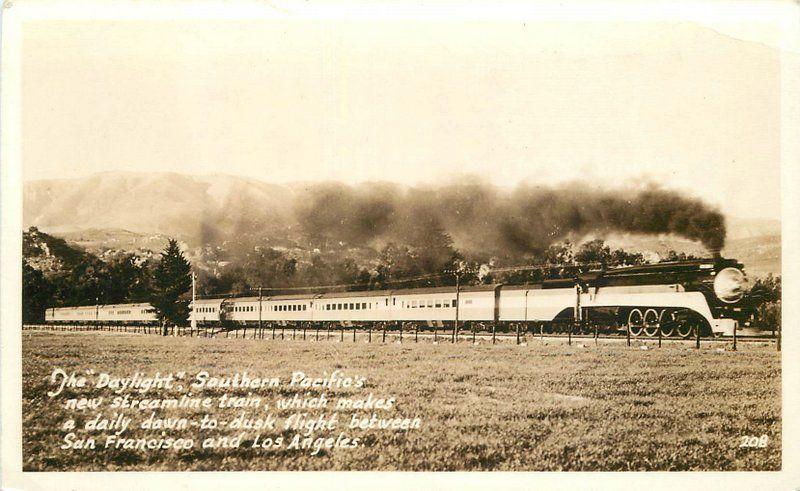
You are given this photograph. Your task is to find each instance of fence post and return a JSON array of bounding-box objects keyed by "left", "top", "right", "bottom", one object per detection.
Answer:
[
  {"left": 415, "top": 324, "right": 418, "bottom": 343},
  {"left": 732, "top": 324, "right": 737, "bottom": 351},
  {"left": 368, "top": 324, "right": 372, "bottom": 343},
  {"left": 778, "top": 323, "right": 781, "bottom": 352},
  {"left": 568, "top": 323, "right": 572, "bottom": 346},
  {"left": 303, "top": 324, "right": 307, "bottom": 341},
  {"left": 383, "top": 324, "right": 386, "bottom": 343},
  {"left": 658, "top": 322, "right": 662, "bottom": 348},
  {"left": 695, "top": 324, "right": 701, "bottom": 349},
  {"left": 626, "top": 323, "right": 631, "bottom": 347},
  {"left": 492, "top": 323, "right": 496, "bottom": 345},
  {"left": 353, "top": 326, "right": 356, "bottom": 343},
  {"left": 340, "top": 327, "right": 344, "bottom": 342},
  {"left": 399, "top": 323, "right": 403, "bottom": 343},
  {"left": 516, "top": 323, "right": 520, "bottom": 345}
]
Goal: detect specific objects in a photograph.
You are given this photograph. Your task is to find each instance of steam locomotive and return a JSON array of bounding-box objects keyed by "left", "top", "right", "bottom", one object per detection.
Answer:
[{"left": 45, "top": 257, "right": 751, "bottom": 337}]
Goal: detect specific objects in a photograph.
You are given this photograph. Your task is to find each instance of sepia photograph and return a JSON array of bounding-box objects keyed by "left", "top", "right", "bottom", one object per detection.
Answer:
[{"left": 1, "top": 0, "right": 799, "bottom": 488}]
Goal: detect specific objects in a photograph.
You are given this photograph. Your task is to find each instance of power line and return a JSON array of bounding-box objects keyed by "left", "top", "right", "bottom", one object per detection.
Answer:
[{"left": 194, "top": 260, "right": 619, "bottom": 299}]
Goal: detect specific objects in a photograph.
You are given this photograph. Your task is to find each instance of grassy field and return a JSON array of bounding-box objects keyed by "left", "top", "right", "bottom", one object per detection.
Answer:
[{"left": 22, "top": 330, "right": 780, "bottom": 471}]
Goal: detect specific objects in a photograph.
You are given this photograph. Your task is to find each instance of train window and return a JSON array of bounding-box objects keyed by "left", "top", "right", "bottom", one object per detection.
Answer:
[
  {"left": 361, "top": 302, "right": 366, "bottom": 309},
  {"left": 427, "top": 300, "right": 434, "bottom": 308},
  {"left": 326, "top": 304, "right": 330, "bottom": 311},
  {"left": 451, "top": 300, "right": 457, "bottom": 308},
  {"left": 385, "top": 299, "right": 388, "bottom": 306},
  {"left": 465, "top": 299, "right": 473, "bottom": 305},
  {"left": 349, "top": 303, "right": 353, "bottom": 310},
  {"left": 411, "top": 300, "right": 417, "bottom": 308},
  {"left": 435, "top": 300, "right": 441, "bottom": 308}
]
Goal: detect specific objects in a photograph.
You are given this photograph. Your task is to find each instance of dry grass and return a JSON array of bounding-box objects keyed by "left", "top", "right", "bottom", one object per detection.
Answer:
[{"left": 22, "top": 330, "right": 780, "bottom": 471}]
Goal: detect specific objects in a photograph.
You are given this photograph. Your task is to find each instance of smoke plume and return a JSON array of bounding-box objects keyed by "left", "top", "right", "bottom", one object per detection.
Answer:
[{"left": 294, "top": 180, "right": 726, "bottom": 255}]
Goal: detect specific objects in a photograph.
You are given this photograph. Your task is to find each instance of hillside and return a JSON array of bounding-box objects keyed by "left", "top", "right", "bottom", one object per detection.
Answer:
[
  {"left": 23, "top": 227, "right": 90, "bottom": 274},
  {"left": 23, "top": 171, "right": 296, "bottom": 241}
]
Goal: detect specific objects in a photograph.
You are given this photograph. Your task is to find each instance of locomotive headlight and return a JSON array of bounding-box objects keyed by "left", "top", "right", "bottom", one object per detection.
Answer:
[{"left": 713, "top": 267, "right": 748, "bottom": 303}]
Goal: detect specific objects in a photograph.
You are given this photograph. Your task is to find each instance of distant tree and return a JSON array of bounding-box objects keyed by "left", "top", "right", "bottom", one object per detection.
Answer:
[
  {"left": 750, "top": 274, "right": 781, "bottom": 331},
  {"left": 751, "top": 274, "right": 781, "bottom": 303},
  {"left": 574, "top": 239, "right": 611, "bottom": 267},
  {"left": 609, "top": 248, "right": 645, "bottom": 267},
  {"left": 23, "top": 259, "right": 54, "bottom": 323},
  {"left": 151, "top": 239, "right": 192, "bottom": 330},
  {"left": 660, "top": 250, "right": 699, "bottom": 262}
]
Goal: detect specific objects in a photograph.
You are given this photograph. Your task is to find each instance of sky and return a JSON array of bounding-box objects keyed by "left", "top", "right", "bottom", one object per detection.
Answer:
[{"left": 20, "top": 7, "right": 788, "bottom": 219}]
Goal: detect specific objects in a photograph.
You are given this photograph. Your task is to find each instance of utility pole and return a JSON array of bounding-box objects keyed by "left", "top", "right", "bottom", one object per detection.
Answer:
[
  {"left": 191, "top": 272, "right": 197, "bottom": 331},
  {"left": 95, "top": 296, "right": 99, "bottom": 331},
  {"left": 258, "top": 287, "right": 263, "bottom": 335},
  {"left": 452, "top": 263, "right": 463, "bottom": 343}
]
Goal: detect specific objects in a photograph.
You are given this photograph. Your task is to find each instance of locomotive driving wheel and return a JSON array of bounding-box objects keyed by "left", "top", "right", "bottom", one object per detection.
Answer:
[
  {"left": 627, "top": 309, "right": 644, "bottom": 336},
  {"left": 658, "top": 309, "right": 677, "bottom": 337},
  {"left": 643, "top": 309, "right": 660, "bottom": 337},
  {"left": 676, "top": 312, "right": 694, "bottom": 338}
]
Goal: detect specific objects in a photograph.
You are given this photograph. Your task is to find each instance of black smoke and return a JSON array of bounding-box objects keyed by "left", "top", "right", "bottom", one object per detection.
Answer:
[{"left": 294, "top": 180, "right": 726, "bottom": 255}]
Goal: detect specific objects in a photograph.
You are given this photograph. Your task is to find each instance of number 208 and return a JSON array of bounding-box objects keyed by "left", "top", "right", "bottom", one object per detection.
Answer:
[{"left": 739, "top": 435, "right": 769, "bottom": 448}]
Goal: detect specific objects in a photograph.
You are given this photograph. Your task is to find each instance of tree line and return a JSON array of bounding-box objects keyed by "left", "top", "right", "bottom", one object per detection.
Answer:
[{"left": 23, "top": 231, "right": 190, "bottom": 327}]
